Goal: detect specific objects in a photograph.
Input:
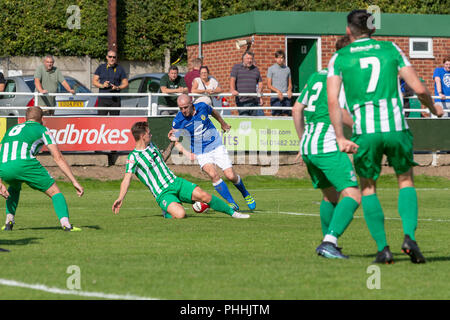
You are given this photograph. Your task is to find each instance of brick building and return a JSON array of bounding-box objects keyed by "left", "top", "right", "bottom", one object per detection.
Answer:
[{"left": 186, "top": 11, "right": 449, "bottom": 115}]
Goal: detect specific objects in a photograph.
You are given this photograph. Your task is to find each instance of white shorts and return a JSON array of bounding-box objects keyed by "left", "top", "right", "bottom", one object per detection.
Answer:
[{"left": 196, "top": 145, "right": 233, "bottom": 170}]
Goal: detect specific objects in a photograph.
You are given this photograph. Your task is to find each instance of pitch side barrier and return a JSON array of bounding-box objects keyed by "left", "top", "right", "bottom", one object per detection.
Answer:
[
  {"left": 0, "top": 91, "right": 446, "bottom": 116},
  {"left": 0, "top": 92, "right": 448, "bottom": 163}
]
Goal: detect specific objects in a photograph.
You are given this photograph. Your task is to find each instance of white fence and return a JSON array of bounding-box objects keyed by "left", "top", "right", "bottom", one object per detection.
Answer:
[{"left": 0, "top": 91, "right": 447, "bottom": 117}]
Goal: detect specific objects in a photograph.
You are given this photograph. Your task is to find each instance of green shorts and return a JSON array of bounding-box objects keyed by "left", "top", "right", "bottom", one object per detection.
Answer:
[
  {"left": 302, "top": 151, "right": 358, "bottom": 192},
  {"left": 0, "top": 160, "right": 55, "bottom": 192},
  {"left": 351, "top": 130, "right": 418, "bottom": 180},
  {"left": 156, "top": 177, "right": 198, "bottom": 211}
]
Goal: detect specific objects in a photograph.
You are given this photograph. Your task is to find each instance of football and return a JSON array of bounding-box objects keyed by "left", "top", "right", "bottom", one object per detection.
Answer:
[{"left": 192, "top": 201, "right": 210, "bottom": 213}]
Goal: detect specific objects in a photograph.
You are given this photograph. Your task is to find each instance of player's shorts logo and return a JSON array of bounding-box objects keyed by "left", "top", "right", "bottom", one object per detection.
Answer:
[{"left": 201, "top": 115, "right": 206, "bottom": 121}]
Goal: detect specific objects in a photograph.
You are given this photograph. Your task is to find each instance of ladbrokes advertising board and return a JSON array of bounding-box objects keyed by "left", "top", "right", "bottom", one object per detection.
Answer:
[{"left": 18, "top": 117, "right": 147, "bottom": 151}]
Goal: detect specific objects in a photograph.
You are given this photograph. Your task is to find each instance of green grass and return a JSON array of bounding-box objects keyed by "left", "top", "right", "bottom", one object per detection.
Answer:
[{"left": 0, "top": 174, "right": 449, "bottom": 300}]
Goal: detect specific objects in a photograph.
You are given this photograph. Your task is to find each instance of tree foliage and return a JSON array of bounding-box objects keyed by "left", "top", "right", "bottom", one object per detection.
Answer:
[{"left": 0, "top": 0, "right": 447, "bottom": 61}]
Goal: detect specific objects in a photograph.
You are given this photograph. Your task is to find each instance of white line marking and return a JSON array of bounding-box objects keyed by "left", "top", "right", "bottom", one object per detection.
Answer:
[
  {"left": 0, "top": 279, "right": 159, "bottom": 300},
  {"left": 278, "top": 211, "right": 450, "bottom": 222}
]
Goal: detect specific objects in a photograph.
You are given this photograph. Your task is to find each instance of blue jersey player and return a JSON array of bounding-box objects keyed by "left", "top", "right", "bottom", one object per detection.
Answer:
[{"left": 172, "top": 94, "right": 255, "bottom": 211}]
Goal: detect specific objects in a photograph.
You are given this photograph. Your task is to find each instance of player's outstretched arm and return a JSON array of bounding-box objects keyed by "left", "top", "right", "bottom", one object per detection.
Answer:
[
  {"left": 168, "top": 129, "right": 195, "bottom": 161},
  {"left": 399, "top": 66, "right": 444, "bottom": 117},
  {"left": 47, "top": 144, "right": 84, "bottom": 197},
  {"left": 211, "top": 109, "right": 231, "bottom": 132},
  {"left": 112, "top": 172, "right": 133, "bottom": 215}
]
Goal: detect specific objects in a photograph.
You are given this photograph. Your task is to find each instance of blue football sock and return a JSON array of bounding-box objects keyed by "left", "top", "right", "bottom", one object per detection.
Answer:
[
  {"left": 213, "top": 179, "right": 236, "bottom": 204},
  {"left": 233, "top": 175, "right": 250, "bottom": 197}
]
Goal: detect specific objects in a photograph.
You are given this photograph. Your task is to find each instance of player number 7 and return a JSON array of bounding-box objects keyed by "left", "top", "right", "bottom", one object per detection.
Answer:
[{"left": 360, "top": 57, "right": 380, "bottom": 93}]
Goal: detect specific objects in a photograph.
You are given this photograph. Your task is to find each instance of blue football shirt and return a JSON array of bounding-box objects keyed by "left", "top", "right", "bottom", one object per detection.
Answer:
[
  {"left": 433, "top": 67, "right": 450, "bottom": 102},
  {"left": 172, "top": 102, "right": 223, "bottom": 155}
]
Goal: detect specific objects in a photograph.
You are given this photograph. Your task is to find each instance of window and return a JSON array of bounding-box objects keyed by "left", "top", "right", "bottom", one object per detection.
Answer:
[
  {"left": 0, "top": 80, "right": 16, "bottom": 99},
  {"left": 121, "top": 78, "right": 142, "bottom": 94},
  {"left": 409, "top": 38, "right": 433, "bottom": 59},
  {"left": 145, "top": 78, "right": 160, "bottom": 93}
]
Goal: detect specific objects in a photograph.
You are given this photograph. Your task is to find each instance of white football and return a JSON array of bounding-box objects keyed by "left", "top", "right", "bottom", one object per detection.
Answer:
[{"left": 192, "top": 201, "right": 210, "bottom": 213}]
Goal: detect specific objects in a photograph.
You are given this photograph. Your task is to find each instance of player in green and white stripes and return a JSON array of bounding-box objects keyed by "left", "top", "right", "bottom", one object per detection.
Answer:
[
  {"left": 112, "top": 121, "right": 249, "bottom": 219},
  {"left": 0, "top": 106, "right": 84, "bottom": 232},
  {"left": 293, "top": 35, "right": 361, "bottom": 259},
  {"left": 327, "top": 10, "right": 444, "bottom": 264}
]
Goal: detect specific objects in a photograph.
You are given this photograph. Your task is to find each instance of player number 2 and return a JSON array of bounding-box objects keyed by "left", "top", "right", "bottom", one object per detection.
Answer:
[
  {"left": 360, "top": 57, "right": 380, "bottom": 93},
  {"left": 307, "top": 81, "right": 323, "bottom": 112}
]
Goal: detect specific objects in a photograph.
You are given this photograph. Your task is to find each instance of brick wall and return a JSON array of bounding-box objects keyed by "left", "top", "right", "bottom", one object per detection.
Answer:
[
  {"left": 322, "top": 35, "right": 449, "bottom": 94},
  {"left": 188, "top": 35, "right": 450, "bottom": 114},
  {"left": 188, "top": 35, "right": 286, "bottom": 115}
]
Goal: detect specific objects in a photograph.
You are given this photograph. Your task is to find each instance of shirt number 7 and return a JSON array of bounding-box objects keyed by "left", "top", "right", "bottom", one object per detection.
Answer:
[{"left": 360, "top": 57, "right": 380, "bottom": 93}]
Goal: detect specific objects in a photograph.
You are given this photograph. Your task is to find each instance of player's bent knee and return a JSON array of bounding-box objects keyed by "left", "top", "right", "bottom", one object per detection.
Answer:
[
  {"left": 342, "top": 187, "right": 362, "bottom": 204},
  {"left": 167, "top": 203, "right": 186, "bottom": 219},
  {"left": 44, "top": 183, "right": 61, "bottom": 198}
]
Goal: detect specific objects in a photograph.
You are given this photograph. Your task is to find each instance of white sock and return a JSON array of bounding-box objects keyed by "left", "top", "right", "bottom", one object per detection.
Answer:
[
  {"left": 60, "top": 217, "right": 71, "bottom": 228},
  {"left": 323, "top": 234, "right": 338, "bottom": 246},
  {"left": 6, "top": 214, "right": 14, "bottom": 224}
]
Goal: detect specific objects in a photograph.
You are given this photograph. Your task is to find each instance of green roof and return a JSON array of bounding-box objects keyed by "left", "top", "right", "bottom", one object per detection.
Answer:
[{"left": 186, "top": 11, "right": 450, "bottom": 45}]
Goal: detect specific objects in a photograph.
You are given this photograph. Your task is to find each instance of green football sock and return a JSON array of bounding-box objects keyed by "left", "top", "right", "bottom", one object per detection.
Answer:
[
  {"left": 320, "top": 200, "right": 336, "bottom": 236},
  {"left": 362, "top": 194, "right": 388, "bottom": 252},
  {"left": 208, "top": 194, "right": 234, "bottom": 216},
  {"left": 327, "top": 197, "right": 359, "bottom": 238},
  {"left": 52, "top": 193, "right": 69, "bottom": 220},
  {"left": 6, "top": 186, "right": 21, "bottom": 216},
  {"left": 398, "top": 187, "right": 418, "bottom": 241}
]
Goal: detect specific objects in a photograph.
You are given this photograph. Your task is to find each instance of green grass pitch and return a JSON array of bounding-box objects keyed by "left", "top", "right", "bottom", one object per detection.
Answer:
[{"left": 0, "top": 174, "right": 449, "bottom": 300}]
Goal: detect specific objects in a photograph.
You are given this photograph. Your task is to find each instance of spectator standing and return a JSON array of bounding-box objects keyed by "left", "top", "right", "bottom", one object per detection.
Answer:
[
  {"left": 230, "top": 51, "right": 264, "bottom": 116},
  {"left": 92, "top": 50, "right": 128, "bottom": 116},
  {"left": 184, "top": 57, "right": 202, "bottom": 93},
  {"left": 433, "top": 55, "right": 450, "bottom": 116},
  {"left": 191, "top": 66, "right": 223, "bottom": 105},
  {"left": 158, "top": 66, "right": 188, "bottom": 115},
  {"left": 34, "top": 55, "right": 75, "bottom": 115},
  {"left": 267, "top": 50, "right": 293, "bottom": 116}
]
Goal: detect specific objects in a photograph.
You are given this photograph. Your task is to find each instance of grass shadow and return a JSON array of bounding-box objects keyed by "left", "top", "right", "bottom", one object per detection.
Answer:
[{"left": 0, "top": 237, "right": 42, "bottom": 246}]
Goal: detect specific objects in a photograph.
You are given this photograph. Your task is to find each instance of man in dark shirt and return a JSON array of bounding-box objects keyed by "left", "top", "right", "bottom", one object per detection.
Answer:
[
  {"left": 93, "top": 50, "right": 128, "bottom": 116},
  {"left": 158, "top": 66, "right": 188, "bottom": 115},
  {"left": 230, "top": 51, "right": 263, "bottom": 116}
]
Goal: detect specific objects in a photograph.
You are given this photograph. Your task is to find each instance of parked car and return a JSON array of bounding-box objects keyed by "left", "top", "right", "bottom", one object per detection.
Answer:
[
  {"left": 120, "top": 73, "right": 229, "bottom": 116},
  {"left": 0, "top": 75, "right": 98, "bottom": 116}
]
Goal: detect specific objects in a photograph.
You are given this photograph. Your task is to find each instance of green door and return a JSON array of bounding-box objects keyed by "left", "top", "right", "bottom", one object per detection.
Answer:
[{"left": 287, "top": 38, "right": 318, "bottom": 93}]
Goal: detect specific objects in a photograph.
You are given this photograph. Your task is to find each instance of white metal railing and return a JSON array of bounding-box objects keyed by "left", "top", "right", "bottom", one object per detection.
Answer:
[{"left": 0, "top": 91, "right": 447, "bottom": 117}]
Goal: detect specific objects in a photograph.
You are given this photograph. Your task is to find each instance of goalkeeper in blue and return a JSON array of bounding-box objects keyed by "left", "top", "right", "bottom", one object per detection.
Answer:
[{"left": 171, "top": 94, "right": 255, "bottom": 212}]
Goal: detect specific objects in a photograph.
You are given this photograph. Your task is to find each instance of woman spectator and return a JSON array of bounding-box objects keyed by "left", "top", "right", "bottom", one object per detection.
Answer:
[{"left": 191, "top": 66, "right": 222, "bottom": 105}]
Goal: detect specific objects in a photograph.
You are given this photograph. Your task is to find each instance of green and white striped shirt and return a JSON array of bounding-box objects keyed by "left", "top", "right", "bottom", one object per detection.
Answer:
[
  {"left": 328, "top": 38, "right": 410, "bottom": 135},
  {"left": 297, "top": 69, "right": 339, "bottom": 155},
  {"left": 0, "top": 121, "right": 55, "bottom": 163},
  {"left": 126, "top": 143, "right": 177, "bottom": 198}
]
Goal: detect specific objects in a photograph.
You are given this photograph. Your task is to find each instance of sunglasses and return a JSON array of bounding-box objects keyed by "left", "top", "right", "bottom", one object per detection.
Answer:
[{"left": 107, "top": 55, "right": 117, "bottom": 59}]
